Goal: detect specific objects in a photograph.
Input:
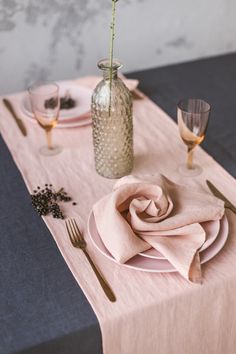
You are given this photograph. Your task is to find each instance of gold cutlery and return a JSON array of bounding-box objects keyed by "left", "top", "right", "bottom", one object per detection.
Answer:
[
  {"left": 3, "top": 98, "right": 27, "bottom": 136},
  {"left": 206, "top": 180, "right": 236, "bottom": 214},
  {"left": 65, "top": 219, "right": 116, "bottom": 302}
]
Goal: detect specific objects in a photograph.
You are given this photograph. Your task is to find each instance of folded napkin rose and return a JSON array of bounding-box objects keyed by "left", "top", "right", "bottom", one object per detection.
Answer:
[{"left": 93, "top": 175, "right": 224, "bottom": 282}]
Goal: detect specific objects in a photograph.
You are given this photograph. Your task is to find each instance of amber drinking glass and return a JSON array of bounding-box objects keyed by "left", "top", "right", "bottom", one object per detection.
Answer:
[
  {"left": 29, "top": 82, "right": 62, "bottom": 156},
  {"left": 177, "top": 98, "right": 210, "bottom": 176}
]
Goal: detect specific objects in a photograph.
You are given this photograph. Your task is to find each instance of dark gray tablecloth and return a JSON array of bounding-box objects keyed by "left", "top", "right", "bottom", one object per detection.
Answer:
[{"left": 1, "top": 53, "right": 236, "bottom": 354}]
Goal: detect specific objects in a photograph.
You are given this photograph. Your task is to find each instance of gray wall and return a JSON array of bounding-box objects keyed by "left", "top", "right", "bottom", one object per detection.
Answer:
[{"left": 0, "top": 0, "right": 236, "bottom": 94}]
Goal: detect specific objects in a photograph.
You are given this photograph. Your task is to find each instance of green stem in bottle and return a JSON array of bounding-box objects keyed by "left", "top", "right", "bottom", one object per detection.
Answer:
[{"left": 108, "top": 0, "right": 117, "bottom": 117}]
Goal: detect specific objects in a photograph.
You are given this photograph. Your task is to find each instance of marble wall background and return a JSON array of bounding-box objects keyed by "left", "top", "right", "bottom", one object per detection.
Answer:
[{"left": 0, "top": 0, "right": 236, "bottom": 94}]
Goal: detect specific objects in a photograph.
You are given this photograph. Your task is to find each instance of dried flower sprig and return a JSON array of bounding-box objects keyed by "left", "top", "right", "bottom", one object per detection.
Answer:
[{"left": 108, "top": 0, "right": 119, "bottom": 116}]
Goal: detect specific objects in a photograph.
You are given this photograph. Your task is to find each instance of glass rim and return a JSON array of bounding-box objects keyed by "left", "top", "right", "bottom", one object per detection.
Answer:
[
  {"left": 177, "top": 98, "right": 211, "bottom": 114},
  {"left": 28, "top": 81, "right": 59, "bottom": 96}
]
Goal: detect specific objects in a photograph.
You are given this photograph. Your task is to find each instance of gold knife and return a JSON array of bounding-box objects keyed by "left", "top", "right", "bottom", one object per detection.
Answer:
[
  {"left": 3, "top": 98, "right": 27, "bottom": 136},
  {"left": 206, "top": 180, "right": 236, "bottom": 214}
]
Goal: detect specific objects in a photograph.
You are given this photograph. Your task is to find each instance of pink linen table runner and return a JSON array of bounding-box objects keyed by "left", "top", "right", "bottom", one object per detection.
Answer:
[{"left": 0, "top": 77, "right": 236, "bottom": 354}]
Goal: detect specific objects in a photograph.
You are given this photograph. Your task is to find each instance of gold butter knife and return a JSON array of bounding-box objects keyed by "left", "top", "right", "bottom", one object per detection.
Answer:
[
  {"left": 3, "top": 98, "right": 27, "bottom": 136},
  {"left": 206, "top": 180, "right": 236, "bottom": 214}
]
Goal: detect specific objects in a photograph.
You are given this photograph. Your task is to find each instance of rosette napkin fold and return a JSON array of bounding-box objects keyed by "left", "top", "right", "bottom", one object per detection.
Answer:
[{"left": 93, "top": 175, "right": 224, "bottom": 282}]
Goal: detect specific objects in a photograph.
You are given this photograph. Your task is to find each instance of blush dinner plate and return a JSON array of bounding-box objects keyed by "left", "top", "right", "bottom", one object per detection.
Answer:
[
  {"left": 20, "top": 81, "right": 92, "bottom": 128},
  {"left": 88, "top": 213, "right": 228, "bottom": 273}
]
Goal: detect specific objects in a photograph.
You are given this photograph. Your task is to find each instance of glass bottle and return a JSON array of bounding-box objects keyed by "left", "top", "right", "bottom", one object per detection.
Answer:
[{"left": 91, "top": 59, "right": 133, "bottom": 179}]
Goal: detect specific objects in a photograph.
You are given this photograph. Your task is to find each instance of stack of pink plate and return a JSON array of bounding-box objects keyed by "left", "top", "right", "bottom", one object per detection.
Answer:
[
  {"left": 20, "top": 81, "right": 92, "bottom": 128},
  {"left": 88, "top": 212, "right": 229, "bottom": 272}
]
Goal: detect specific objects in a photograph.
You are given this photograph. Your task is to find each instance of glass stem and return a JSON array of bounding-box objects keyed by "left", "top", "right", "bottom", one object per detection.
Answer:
[
  {"left": 46, "top": 129, "right": 53, "bottom": 150},
  {"left": 187, "top": 147, "right": 194, "bottom": 169}
]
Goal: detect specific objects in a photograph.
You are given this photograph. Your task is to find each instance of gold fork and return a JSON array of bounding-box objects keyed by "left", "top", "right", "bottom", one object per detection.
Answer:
[{"left": 65, "top": 219, "right": 116, "bottom": 302}]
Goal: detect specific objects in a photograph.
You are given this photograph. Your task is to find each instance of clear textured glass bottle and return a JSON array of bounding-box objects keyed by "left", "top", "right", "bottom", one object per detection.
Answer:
[{"left": 91, "top": 59, "right": 134, "bottom": 178}]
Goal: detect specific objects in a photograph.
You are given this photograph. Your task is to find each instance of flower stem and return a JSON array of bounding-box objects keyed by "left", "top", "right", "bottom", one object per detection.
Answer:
[{"left": 108, "top": 0, "right": 117, "bottom": 117}]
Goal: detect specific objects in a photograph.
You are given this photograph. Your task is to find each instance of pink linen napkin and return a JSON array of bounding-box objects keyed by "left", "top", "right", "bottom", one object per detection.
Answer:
[{"left": 93, "top": 174, "right": 224, "bottom": 282}]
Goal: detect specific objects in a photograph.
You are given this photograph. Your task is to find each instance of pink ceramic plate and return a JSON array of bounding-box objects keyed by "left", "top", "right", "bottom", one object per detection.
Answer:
[
  {"left": 139, "top": 219, "right": 220, "bottom": 260},
  {"left": 88, "top": 213, "right": 228, "bottom": 273},
  {"left": 20, "top": 81, "right": 92, "bottom": 128}
]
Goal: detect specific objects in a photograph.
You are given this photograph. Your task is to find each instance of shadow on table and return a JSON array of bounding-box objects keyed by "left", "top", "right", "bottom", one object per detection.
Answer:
[
  {"left": 133, "top": 152, "right": 173, "bottom": 176},
  {"left": 134, "top": 152, "right": 159, "bottom": 172},
  {"left": 14, "top": 326, "right": 102, "bottom": 354}
]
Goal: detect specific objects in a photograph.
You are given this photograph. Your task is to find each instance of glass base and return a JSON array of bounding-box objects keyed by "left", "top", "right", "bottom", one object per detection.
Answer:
[
  {"left": 177, "top": 163, "right": 202, "bottom": 177},
  {"left": 39, "top": 145, "right": 62, "bottom": 156}
]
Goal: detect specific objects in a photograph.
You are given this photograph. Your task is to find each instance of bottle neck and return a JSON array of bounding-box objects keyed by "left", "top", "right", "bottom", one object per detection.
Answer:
[
  {"left": 98, "top": 59, "right": 122, "bottom": 81},
  {"left": 102, "top": 69, "right": 118, "bottom": 80}
]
